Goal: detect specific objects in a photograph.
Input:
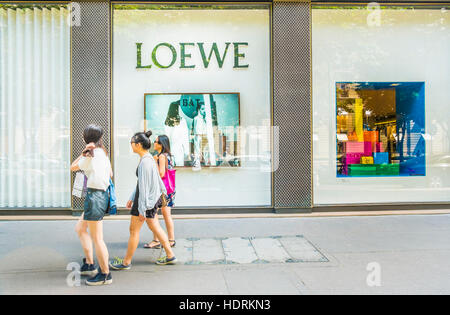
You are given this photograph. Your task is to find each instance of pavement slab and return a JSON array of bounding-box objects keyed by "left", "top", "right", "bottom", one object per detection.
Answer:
[
  {"left": 279, "top": 236, "right": 328, "bottom": 262},
  {"left": 192, "top": 238, "right": 225, "bottom": 264},
  {"left": 249, "top": 237, "right": 291, "bottom": 263},
  {"left": 172, "top": 238, "right": 193, "bottom": 265},
  {"left": 222, "top": 238, "right": 259, "bottom": 264}
]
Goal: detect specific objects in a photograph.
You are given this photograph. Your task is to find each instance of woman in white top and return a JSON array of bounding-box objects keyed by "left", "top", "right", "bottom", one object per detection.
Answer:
[{"left": 71, "top": 124, "right": 113, "bottom": 286}]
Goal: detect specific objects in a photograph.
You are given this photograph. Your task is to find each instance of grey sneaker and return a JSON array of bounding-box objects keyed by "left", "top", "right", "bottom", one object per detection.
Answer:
[
  {"left": 109, "top": 257, "right": 132, "bottom": 271},
  {"left": 156, "top": 256, "right": 177, "bottom": 265}
]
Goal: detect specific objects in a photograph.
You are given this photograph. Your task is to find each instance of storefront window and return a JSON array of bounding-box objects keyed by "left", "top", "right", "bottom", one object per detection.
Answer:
[
  {"left": 313, "top": 5, "right": 450, "bottom": 204},
  {"left": 113, "top": 4, "right": 272, "bottom": 207},
  {"left": 336, "top": 82, "right": 425, "bottom": 177},
  {"left": 0, "top": 4, "right": 71, "bottom": 208}
]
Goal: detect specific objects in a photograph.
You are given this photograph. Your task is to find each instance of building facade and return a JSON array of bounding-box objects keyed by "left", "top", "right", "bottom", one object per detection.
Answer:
[{"left": 0, "top": 0, "right": 449, "bottom": 214}]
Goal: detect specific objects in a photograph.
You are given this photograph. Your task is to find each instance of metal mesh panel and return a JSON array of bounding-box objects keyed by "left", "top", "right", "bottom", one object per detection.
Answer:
[
  {"left": 273, "top": 2, "right": 312, "bottom": 209},
  {"left": 71, "top": 2, "right": 111, "bottom": 209}
]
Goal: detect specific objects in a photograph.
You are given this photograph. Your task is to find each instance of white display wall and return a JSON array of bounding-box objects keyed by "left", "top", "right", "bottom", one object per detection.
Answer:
[
  {"left": 0, "top": 7, "right": 71, "bottom": 208},
  {"left": 113, "top": 6, "right": 272, "bottom": 207},
  {"left": 312, "top": 7, "right": 450, "bottom": 205}
]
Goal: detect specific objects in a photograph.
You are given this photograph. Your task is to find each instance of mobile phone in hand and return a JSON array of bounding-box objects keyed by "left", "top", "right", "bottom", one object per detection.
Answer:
[
  {"left": 82, "top": 143, "right": 96, "bottom": 157},
  {"left": 82, "top": 148, "right": 94, "bottom": 157}
]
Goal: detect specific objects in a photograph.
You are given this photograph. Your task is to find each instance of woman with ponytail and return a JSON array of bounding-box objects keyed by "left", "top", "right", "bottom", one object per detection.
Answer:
[{"left": 110, "top": 130, "right": 177, "bottom": 270}]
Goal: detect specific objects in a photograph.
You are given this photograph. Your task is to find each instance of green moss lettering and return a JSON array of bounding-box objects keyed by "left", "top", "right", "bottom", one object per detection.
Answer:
[
  {"left": 197, "top": 42, "right": 231, "bottom": 68},
  {"left": 152, "top": 43, "right": 177, "bottom": 69},
  {"left": 233, "top": 42, "right": 249, "bottom": 69}
]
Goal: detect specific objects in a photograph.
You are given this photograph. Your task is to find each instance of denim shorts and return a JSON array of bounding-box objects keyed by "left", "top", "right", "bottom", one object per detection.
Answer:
[
  {"left": 165, "top": 192, "right": 175, "bottom": 208},
  {"left": 83, "top": 188, "right": 109, "bottom": 221}
]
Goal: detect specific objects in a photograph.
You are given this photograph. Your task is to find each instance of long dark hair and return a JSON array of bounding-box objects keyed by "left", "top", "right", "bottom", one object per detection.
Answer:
[
  {"left": 156, "top": 135, "right": 171, "bottom": 157},
  {"left": 165, "top": 101, "right": 181, "bottom": 127},
  {"left": 132, "top": 130, "right": 153, "bottom": 150}
]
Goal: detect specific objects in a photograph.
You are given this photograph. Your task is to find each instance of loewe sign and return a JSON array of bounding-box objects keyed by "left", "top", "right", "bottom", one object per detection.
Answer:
[{"left": 136, "top": 42, "right": 249, "bottom": 69}]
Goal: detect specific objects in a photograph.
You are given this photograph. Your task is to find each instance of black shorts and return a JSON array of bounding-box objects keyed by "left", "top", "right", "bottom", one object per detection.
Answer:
[{"left": 130, "top": 197, "right": 163, "bottom": 219}]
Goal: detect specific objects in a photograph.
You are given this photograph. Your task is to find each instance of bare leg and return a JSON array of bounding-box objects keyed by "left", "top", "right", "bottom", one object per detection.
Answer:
[
  {"left": 123, "top": 216, "right": 145, "bottom": 266},
  {"left": 146, "top": 217, "right": 175, "bottom": 258},
  {"left": 151, "top": 207, "right": 174, "bottom": 244},
  {"left": 75, "top": 215, "right": 94, "bottom": 265},
  {"left": 87, "top": 220, "right": 109, "bottom": 274},
  {"left": 148, "top": 212, "right": 161, "bottom": 246},
  {"left": 161, "top": 206, "right": 175, "bottom": 242}
]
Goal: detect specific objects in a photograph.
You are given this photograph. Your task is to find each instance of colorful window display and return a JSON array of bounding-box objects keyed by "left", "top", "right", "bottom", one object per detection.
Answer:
[
  {"left": 336, "top": 82, "right": 425, "bottom": 177},
  {"left": 313, "top": 5, "right": 449, "bottom": 205}
]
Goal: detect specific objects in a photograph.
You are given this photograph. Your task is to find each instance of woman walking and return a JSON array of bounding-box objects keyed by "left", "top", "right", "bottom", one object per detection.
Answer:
[
  {"left": 71, "top": 124, "right": 113, "bottom": 286},
  {"left": 110, "top": 131, "right": 177, "bottom": 270},
  {"left": 145, "top": 135, "right": 176, "bottom": 249}
]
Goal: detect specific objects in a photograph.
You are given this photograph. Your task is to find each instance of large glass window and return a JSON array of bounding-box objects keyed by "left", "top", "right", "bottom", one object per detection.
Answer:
[
  {"left": 0, "top": 4, "right": 71, "bottom": 208},
  {"left": 336, "top": 81, "right": 425, "bottom": 178},
  {"left": 313, "top": 5, "right": 450, "bottom": 204},
  {"left": 113, "top": 4, "right": 272, "bottom": 207}
]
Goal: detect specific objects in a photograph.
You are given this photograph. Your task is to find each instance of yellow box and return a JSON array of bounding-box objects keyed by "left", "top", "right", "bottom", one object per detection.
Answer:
[{"left": 361, "top": 156, "right": 374, "bottom": 164}]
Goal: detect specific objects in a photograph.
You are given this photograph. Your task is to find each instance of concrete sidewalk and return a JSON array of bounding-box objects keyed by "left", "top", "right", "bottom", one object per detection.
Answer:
[{"left": 0, "top": 214, "right": 449, "bottom": 295}]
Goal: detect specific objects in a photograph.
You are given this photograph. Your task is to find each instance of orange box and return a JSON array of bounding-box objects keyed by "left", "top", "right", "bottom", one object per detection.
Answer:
[{"left": 364, "top": 131, "right": 379, "bottom": 143}]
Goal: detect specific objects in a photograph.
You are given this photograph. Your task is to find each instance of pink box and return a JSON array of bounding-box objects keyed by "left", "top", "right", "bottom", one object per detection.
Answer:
[
  {"left": 346, "top": 155, "right": 363, "bottom": 164},
  {"left": 345, "top": 142, "right": 372, "bottom": 156},
  {"left": 375, "top": 142, "right": 384, "bottom": 152},
  {"left": 364, "top": 142, "right": 373, "bottom": 156},
  {"left": 342, "top": 153, "right": 364, "bottom": 175},
  {"left": 346, "top": 142, "right": 365, "bottom": 154}
]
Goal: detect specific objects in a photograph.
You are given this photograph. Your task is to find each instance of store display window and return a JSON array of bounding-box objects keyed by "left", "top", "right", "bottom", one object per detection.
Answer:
[
  {"left": 313, "top": 4, "right": 449, "bottom": 204},
  {"left": 336, "top": 82, "right": 425, "bottom": 177},
  {"left": 112, "top": 4, "right": 272, "bottom": 207}
]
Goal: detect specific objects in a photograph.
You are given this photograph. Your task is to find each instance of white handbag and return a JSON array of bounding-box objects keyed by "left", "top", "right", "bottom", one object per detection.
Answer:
[{"left": 72, "top": 172, "right": 87, "bottom": 198}]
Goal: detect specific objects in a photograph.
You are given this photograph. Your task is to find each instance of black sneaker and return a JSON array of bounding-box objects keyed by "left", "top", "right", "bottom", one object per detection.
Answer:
[
  {"left": 80, "top": 258, "right": 98, "bottom": 277},
  {"left": 86, "top": 272, "right": 113, "bottom": 286}
]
